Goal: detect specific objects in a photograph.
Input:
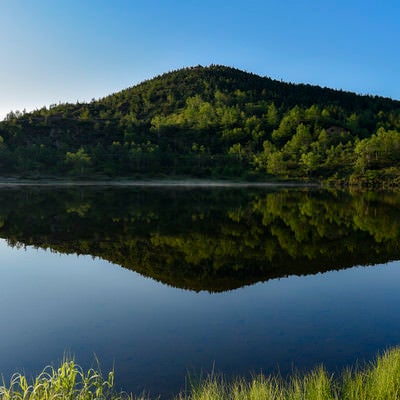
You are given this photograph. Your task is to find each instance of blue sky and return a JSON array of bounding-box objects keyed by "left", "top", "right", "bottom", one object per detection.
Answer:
[{"left": 1, "top": 0, "right": 399, "bottom": 119}]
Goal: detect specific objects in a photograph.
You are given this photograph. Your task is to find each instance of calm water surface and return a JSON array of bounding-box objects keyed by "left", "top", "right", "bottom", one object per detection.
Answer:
[{"left": 1, "top": 186, "right": 400, "bottom": 396}]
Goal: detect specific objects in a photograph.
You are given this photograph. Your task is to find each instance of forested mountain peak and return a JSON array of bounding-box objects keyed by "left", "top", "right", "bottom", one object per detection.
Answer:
[
  {"left": 1, "top": 65, "right": 400, "bottom": 184},
  {"left": 99, "top": 64, "right": 399, "bottom": 120}
]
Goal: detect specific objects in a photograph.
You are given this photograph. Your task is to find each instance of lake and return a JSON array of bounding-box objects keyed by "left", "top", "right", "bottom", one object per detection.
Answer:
[{"left": 1, "top": 185, "right": 400, "bottom": 397}]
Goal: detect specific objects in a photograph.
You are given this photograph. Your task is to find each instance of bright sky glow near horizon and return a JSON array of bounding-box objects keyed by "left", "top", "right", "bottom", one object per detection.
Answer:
[{"left": 1, "top": 0, "right": 399, "bottom": 120}]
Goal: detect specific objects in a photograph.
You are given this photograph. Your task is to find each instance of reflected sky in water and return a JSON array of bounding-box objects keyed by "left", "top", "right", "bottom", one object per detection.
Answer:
[{"left": 1, "top": 238, "right": 400, "bottom": 396}]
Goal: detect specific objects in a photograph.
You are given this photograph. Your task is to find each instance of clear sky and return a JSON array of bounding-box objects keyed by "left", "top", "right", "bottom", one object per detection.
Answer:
[{"left": 1, "top": 0, "right": 399, "bottom": 119}]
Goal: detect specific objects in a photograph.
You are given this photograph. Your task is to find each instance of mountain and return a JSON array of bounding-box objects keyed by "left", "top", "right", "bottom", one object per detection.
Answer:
[{"left": 0, "top": 65, "right": 400, "bottom": 184}]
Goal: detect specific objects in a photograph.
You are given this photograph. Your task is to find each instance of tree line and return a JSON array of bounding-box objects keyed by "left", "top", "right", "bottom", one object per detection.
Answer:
[{"left": 1, "top": 65, "right": 400, "bottom": 185}]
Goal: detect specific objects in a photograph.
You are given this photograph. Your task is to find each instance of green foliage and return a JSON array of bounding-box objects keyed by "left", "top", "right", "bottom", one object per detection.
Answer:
[
  {"left": 181, "top": 347, "right": 400, "bottom": 400},
  {"left": 1, "top": 65, "right": 400, "bottom": 183},
  {"left": 267, "top": 151, "right": 287, "bottom": 175},
  {"left": 300, "top": 151, "right": 320, "bottom": 176},
  {"left": 65, "top": 148, "right": 92, "bottom": 175},
  {"left": 265, "top": 102, "right": 279, "bottom": 128},
  {"left": 354, "top": 128, "right": 400, "bottom": 172},
  {"left": 0, "top": 358, "right": 137, "bottom": 400},
  {"left": 282, "top": 123, "right": 312, "bottom": 158}
]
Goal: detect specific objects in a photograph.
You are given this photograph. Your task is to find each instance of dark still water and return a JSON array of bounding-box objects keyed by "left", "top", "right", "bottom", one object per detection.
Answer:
[{"left": 1, "top": 186, "right": 400, "bottom": 396}]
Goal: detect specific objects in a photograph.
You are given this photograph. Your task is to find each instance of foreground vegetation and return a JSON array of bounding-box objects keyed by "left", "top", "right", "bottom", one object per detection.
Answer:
[
  {"left": 1, "top": 65, "right": 400, "bottom": 186},
  {"left": 3, "top": 348, "right": 400, "bottom": 399},
  {"left": 0, "top": 359, "right": 131, "bottom": 400},
  {"left": 186, "top": 347, "right": 400, "bottom": 400}
]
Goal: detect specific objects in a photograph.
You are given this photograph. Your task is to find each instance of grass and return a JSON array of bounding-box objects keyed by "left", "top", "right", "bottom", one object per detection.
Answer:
[
  {"left": 3, "top": 348, "right": 400, "bottom": 399},
  {"left": 0, "top": 358, "right": 138, "bottom": 400},
  {"left": 181, "top": 347, "right": 400, "bottom": 400}
]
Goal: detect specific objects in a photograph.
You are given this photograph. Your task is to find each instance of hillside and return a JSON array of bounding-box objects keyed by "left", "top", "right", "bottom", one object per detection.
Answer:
[{"left": 1, "top": 65, "right": 400, "bottom": 184}]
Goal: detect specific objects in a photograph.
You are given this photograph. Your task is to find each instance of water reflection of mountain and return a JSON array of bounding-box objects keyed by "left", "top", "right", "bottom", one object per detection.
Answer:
[{"left": 1, "top": 186, "right": 400, "bottom": 292}]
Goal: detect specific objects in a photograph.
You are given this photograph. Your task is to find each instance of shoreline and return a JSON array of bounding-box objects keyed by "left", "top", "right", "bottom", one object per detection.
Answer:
[{"left": 0, "top": 178, "right": 320, "bottom": 188}]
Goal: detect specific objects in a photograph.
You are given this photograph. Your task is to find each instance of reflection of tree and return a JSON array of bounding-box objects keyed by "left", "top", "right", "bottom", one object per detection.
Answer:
[
  {"left": 1, "top": 187, "right": 400, "bottom": 292},
  {"left": 66, "top": 202, "right": 91, "bottom": 217}
]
